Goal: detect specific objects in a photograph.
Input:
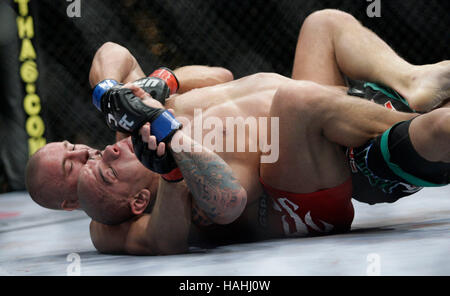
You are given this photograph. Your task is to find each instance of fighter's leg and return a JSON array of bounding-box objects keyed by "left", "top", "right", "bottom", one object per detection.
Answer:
[
  {"left": 259, "top": 81, "right": 414, "bottom": 235},
  {"left": 291, "top": 10, "right": 349, "bottom": 86},
  {"left": 292, "top": 9, "right": 450, "bottom": 111},
  {"left": 409, "top": 107, "right": 450, "bottom": 163},
  {"left": 260, "top": 80, "right": 415, "bottom": 193},
  {"left": 383, "top": 109, "right": 450, "bottom": 186},
  {"left": 260, "top": 81, "right": 348, "bottom": 194},
  {"left": 351, "top": 107, "right": 450, "bottom": 205}
]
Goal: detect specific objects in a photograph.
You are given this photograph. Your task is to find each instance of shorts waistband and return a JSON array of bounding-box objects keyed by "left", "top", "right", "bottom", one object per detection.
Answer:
[{"left": 259, "top": 177, "right": 353, "bottom": 201}]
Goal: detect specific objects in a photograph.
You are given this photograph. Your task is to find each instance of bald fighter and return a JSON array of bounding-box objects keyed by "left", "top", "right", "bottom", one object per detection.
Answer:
[{"left": 26, "top": 10, "right": 450, "bottom": 254}]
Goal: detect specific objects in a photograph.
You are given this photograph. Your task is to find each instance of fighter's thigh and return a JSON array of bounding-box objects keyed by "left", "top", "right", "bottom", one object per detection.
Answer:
[
  {"left": 292, "top": 10, "right": 349, "bottom": 86},
  {"left": 260, "top": 81, "right": 350, "bottom": 193}
]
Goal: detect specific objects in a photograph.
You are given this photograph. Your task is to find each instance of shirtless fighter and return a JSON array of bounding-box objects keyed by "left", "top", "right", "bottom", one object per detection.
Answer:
[{"left": 26, "top": 10, "right": 450, "bottom": 254}]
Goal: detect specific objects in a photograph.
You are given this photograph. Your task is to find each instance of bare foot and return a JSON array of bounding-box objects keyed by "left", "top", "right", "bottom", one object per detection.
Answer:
[{"left": 403, "top": 61, "right": 450, "bottom": 112}]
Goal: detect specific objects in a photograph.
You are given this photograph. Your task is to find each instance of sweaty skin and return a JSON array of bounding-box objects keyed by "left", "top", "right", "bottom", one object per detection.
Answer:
[
  {"left": 32, "top": 9, "right": 450, "bottom": 254},
  {"left": 168, "top": 73, "right": 288, "bottom": 237},
  {"left": 90, "top": 73, "right": 295, "bottom": 243},
  {"left": 143, "top": 73, "right": 414, "bottom": 239}
]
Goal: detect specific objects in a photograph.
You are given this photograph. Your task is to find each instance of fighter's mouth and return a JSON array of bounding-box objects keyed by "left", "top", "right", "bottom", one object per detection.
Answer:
[
  {"left": 126, "top": 136, "right": 134, "bottom": 153},
  {"left": 88, "top": 149, "right": 101, "bottom": 161}
]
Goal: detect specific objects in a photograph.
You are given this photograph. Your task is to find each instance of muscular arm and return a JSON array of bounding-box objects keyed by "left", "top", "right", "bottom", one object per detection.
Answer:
[
  {"left": 89, "top": 43, "right": 233, "bottom": 141},
  {"left": 173, "top": 65, "right": 234, "bottom": 93},
  {"left": 169, "top": 131, "right": 247, "bottom": 225},
  {"left": 89, "top": 43, "right": 233, "bottom": 92},
  {"left": 90, "top": 180, "right": 191, "bottom": 255},
  {"left": 89, "top": 42, "right": 145, "bottom": 87},
  {"left": 89, "top": 42, "right": 147, "bottom": 142}
]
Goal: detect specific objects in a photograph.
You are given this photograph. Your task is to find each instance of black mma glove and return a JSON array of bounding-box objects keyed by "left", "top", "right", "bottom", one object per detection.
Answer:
[
  {"left": 92, "top": 68, "right": 181, "bottom": 140},
  {"left": 131, "top": 67, "right": 179, "bottom": 105},
  {"left": 132, "top": 132, "right": 184, "bottom": 182}
]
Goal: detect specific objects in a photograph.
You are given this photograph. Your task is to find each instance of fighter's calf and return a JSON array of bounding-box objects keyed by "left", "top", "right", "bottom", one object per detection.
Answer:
[{"left": 410, "top": 107, "right": 450, "bottom": 162}]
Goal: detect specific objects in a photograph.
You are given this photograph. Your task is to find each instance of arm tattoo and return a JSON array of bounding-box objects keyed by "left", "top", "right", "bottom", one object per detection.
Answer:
[
  {"left": 173, "top": 141, "right": 245, "bottom": 221},
  {"left": 191, "top": 203, "right": 213, "bottom": 227}
]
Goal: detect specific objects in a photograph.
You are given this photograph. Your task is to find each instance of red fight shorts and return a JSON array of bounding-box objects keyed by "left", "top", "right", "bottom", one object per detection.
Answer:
[{"left": 259, "top": 177, "right": 354, "bottom": 236}]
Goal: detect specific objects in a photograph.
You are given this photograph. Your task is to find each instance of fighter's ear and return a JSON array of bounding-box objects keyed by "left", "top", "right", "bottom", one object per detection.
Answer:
[
  {"left": 61, "top": 199, "right": 79, "bottom": 211},
  {"left": 130, "top": 189, "right": 151, "bottom": 215}
]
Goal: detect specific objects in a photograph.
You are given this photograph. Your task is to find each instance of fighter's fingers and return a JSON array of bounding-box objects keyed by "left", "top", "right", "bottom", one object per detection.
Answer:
[
  {"left": 122, "top": 82, "right": 134, "bottom": 89},
  {"left": 167, "top": 109, "right": 175, "bottom": 116},
  {"left": 132, "top": 87, "right": 148, "bottom": 99},
  {"left": 156, "top": 142, "right": 166, "bottom": 157},
  {"left": 139, "top": 123, "right": 151, "bottom": 144},
  {"left": 148, "top": 135, "right": 157, "bottom": 151},
  {"left": 141, "top": 96, "right": 156, "bottom": 106},
  {"left": 123, "top": 83, "right": 149, "bottom": 100}
]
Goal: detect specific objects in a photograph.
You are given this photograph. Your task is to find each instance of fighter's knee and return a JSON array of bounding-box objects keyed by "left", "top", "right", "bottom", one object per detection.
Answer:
[
  {"left": 303, "top": 9, "right": 356, "bottom": 29},
  {"left": 214, "top": 67, "right": 234, "bottom": 83}
]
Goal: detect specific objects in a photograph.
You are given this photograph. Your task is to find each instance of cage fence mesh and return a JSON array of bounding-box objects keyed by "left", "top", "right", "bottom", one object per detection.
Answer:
[{"left": 0, "top": 0, "right": 449, "bottom": 191}]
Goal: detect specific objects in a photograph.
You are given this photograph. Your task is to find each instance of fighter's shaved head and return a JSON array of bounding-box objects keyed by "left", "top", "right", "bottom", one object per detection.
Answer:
[
  {"left": 26, "top": 147, "right": 64, "bottom": 210},
  {"left": 25, "top": 141, "right": 94, "bottom": 211}
]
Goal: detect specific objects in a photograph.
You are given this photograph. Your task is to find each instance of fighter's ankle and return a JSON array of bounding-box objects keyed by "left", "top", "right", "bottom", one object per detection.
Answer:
[{"left": 384, "top": 65, "right": 418, "bottom": 96}]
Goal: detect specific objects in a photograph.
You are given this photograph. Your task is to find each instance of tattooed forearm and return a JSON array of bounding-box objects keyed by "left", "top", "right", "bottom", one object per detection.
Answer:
[
  {"left": 171, "top": 135, "right": 247, "bottom": 224},
  {"left": 191, "top": 202, "right": 213, "bottom": 227}
]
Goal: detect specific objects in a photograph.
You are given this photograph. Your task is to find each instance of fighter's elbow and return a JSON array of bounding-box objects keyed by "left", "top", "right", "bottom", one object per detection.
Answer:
[
  {"left": 89, "top": 42, "right": 134, "bottom": 87},
  {"left": 213, "top": 187, "right": 247, "bottom": 225},
  {"left": 96, "top": 42, "right": 126, "bottom": 55},
  {"left": 212, "top": 67, "right": 234, "bottom": 83},
  {"left": 91, "top": 42, "right": 126, "bottom": 70}
]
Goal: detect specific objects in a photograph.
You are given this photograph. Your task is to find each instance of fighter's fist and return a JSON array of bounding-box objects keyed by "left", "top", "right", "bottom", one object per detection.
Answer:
[
  {"left": 92, "top": 67, "right": 181, "bottom": 137},
  {"left": 131, "top": 67, "right": 179, "bottom": 105},
  {"left": 133, "top": 121, "right": 183, "bottom": 182},
  {"left": 92, "top": 79, "right": 182, "bottom": 140}
]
